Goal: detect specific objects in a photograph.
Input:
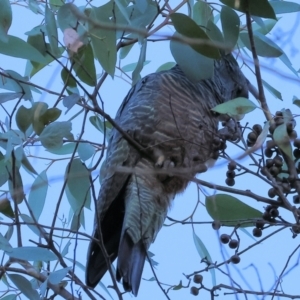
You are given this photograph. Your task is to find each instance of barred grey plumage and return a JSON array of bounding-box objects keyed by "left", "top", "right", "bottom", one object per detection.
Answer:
[{"left": 86, "top": 54, "right": 249, "bottom": 295}]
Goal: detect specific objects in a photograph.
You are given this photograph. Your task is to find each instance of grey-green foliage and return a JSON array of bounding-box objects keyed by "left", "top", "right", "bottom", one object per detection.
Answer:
[{"left": 0, "top": 0, "right": 299, "bottom": 299}]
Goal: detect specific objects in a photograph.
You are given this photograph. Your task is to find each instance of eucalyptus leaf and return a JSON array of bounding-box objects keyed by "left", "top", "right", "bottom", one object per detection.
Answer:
[
  {"left": 28, "top": 170, "right": 48, "bottom": 221},
  {"left": 7, "top": 274, "right": 40, "bottom": 300},
  {"left": 212, "top": 97, "right": 256, "bottom": 116},
  {"left": 205, "top": 194, "right": 262, "bottom": 227},
  {"left": 0, "top": 0, "right": 12, "bottom": 42},
  {"left": 170, "top": 13, "right": 220, "bottom": 59},
  {"left": 65, "top": 158, "right": 91, "bottom": 214},
  {"left": 193, "top": 232, "right": 216, "bottom": 286},
  {"left": 40, "top": 121, "right": 73, "bottom": 150},
  {"left": 170, "top": 33, "right": 214, "bottom": 82},
  {"left": 7, "top": 247, "right": 57, "bottom": 261},
  {"left": 0, "top": 92, "right": 22, "bottom": 103}
]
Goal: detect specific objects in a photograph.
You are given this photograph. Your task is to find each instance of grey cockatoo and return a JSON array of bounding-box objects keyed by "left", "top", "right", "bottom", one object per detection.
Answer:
[{"left": 86, "top": 54, "right": 249, "bottom": 295}]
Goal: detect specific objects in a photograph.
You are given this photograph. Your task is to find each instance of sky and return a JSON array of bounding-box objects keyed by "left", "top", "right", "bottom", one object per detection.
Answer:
[{"left": 1, "top": 1, "right": 300, "bottom": 300}]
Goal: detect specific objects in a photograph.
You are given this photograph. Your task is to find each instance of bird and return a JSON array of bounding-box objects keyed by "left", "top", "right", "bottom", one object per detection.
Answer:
[{"left": 86, "top": 53, "right": 249, "bottom": 296}]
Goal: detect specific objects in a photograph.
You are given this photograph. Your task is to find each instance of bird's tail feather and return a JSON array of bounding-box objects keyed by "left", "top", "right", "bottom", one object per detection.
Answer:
[{"left": 116, "top": 232, "right": 146, "bottom": 296}]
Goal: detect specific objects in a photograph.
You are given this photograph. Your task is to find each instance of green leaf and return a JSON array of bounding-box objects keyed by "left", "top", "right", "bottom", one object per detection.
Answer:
[
  {"left": 8, "top": 167, "right": 24, "bottom": 204},
  {"left": 292, "top": 95, "right": 300, "bottom": 108},
  {"left": 48, "top": 267, "right": 71, "bottom": 284},
  {"left": 72, "top": 43, "right": 97, "bottom": 86},
  {"left": 0, "top": 35, "right": 46, "bottom": 63},
  {"left": 170, "top": 33, "right": 214, "bottom": 82},
  {"left": 45, "top": 5, "right": 59, "bottom": 56},
  {"left": 0, "top": 92, "right": 22, "bottom": 104},
  {"left": 16, "top": 105, "right": 32, "bottom": 133},
  {"left": 89, "top": 116, "right": 112, "bottom": 140},
  {"left": 7, "top": 247, "right": 57, "bottom": 261},
  {"left": 212, "top": 97, "right": 256, "bottom": 116},
  {"left": 40, "top": 108, "right": 62, "bottom": 125},
  {"left": 89, "top": 7, "right": 116, "bottom": 77},
  {"left": 77, "top": 143, "right": 95, "bottom": 161},
  {"left": 28, "top": 170, "right": 48, "bottom": 221},
  {"left": 0, "top": 70, "right": 32, "bottom": 100},
  {"left": 206, "top": 19, "right": 224, "bottom": 44},
  {"left": 193, "top": 232, "right": 216, "bottom": 286},
  {"left": 122, "top": 60, "right": 150, "bottom": 73},
  {"left": 20, "top": 214, "right": 42, "bottom": 236},
  {"left": 192, "top": 1, "right": 212, "bottom": 27},
  {"left": 50, "top": 0, "right": 64, "bottom": 11},
  {"left": 262, "top": 79, "right": 282, "bottom": 100},
  {"left": 40, "top": 121, "right": 73, "bottom": 150},
  {"left": 270, "top": 1, "right": 300, "bottom": 14},
  {"left": 273, "top": 123, "right": 293, "bottom": 159},
  {"left": 119, "top": 42, "right": 135, "bottom": 60},
  {"left": 205, "top": 194, "right": 262, "bottom": 227},
  {"left": 57, "top": 3, "right": 80, "bottom": 32},
  {"left": 1, "top": 295, "right": 16, "bottom": 300},
  {"left": 252, "top": 18, "right": 277, "bottom": 35},
  {"left": 61, "top": 68, "right": 77, "bottom": 88},
  {"left": 156, "top": 62, "right": 176, "bottom": 73},
  {"left": 170, "top": 13, "right": 220, "bottom": 59},
  {"left": 172, "top": 280, "right": 183, "bottom": 290},
  {"left": 63, "top": 94, "right": 80, "bottom": 113},
  {"left": 132, "top": 39, "right": 147, "bottom": 85},
  {"left": 240, "top": 31, "right": 283, "bottom": 57},
  {"left": 7, "top": 274, "right": 40, "bottom": 300},
  {"left": 0, "top": 0, "right": 12, "bottom": 42},
  {"left": 65, "top": 158, "right": 91, "bottom": 214},
  {"left": 221, "top": 6, "right": 240, "bottom": 51},
  {"left": 0, "top": 232, "right": 12, "bottom": 252},
  {"left": 220, "top": 0, "right": 276, "bottom": 19},
  {"left": 32, "top": 102, "right": 49, "bottom": 135},
  {"left": 46, "top": 142, "right": 76, "bottom": 155}
]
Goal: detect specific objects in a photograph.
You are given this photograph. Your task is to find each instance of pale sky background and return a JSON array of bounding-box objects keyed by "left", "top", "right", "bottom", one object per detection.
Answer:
[{"left": 1, "top": 1, "right": 300, "bottom": 300}]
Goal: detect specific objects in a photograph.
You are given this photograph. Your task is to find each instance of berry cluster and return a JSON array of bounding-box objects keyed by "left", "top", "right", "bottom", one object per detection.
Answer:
[
  {"left": 225, "top": 161, "right": 237, "bottom": 186},
  {"left": 268, "top": 111, "right": 297, "bottom": 139},
  {"left": 190, "top": 275, "right": 203, "bottom": 296},
  {"left": 247, "top": 124, "right": 262, "bottom": 147},
  {"left": 220, "top": 233, "right": 240, "bottom": 264}
]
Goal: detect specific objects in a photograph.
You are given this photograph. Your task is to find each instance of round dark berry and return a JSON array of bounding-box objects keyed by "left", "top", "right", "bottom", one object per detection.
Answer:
[
  {"left": 275, "top": 111, "right": 283, "bottom": 117},
  {"left": 289, "top": 130, "right": 297, "bottom": 140},
  {"left": 252, "top": 124, "right": 262, "bottom": 135},
  {"left": 273, "top": 156, "right": 283, "bottom": 168},
  {"left": 293, "top": 139, "right": 300, "bottom": 148},
  {"left": 248, "top": 131, "right": 257, "bottom": 142},
  {"left": 265, "top": 159, "right": 274, "bottom": 168},
  {"left": 260, "top": 167, "right": 268, "bottom": 176},
  {"left": 274, "top": 117, "right": 284, "bottom": 126},
  {"left": 286, "top": 121, "right": 294, "bottom": 133},
  {"left": 229, "top": 239, "right": 239, "bottom": 249},
  {"left": 220, "top": 234, "right": 230, "bottom": 244},
  {"left": 226, "top": 170, "right": 236, "bottom": 179},
  {"left": 293, "top": 148, "right": 300, "bottom": 158},
  {"left": 268, "top": 188, "right": 276, "bottom": 198},
  {"left": 262, "top": 211, "right": 271, "bottom": 221},
  {"left": 255, "top": 220, "right": 265, "bottom": 229},
  {"left": 293, "top": 195, "right": 300, "bottom": 204},
  {"left": 212, "top": 220, "right": 221, "bottom": 230},
  {"left": 225, "top": 178, "right": 235, "bottom": 186},
  {"left": 264, "top": 148, "right": 273, "bottom": 158},
  {"left": 253, "top": 227, "right": 262, "bottom": 237},
  {"left": 190, "top": 286, "right": 199, "bottom": 296},
  {"left": 269, "top": 166, "right": 279, "bottom": 177},
  {"left": 292, "top": 225, "right": 300, "bottom": 234},
  {"left": 270, "top": 208, "right": 279, "bottom": 218},
  {"left": 228, "top": 161, "right": 237, "bottom": 171},
  {"left": 230, "top": 255, "right": 241, "bottom": 264},
  {"left": 193, "top": 274, "right": 203, "bottom": 284},
  {"left": 266, "top": 140, "right": 276, "bottom": 149},
  {"left": 282, "top": 183, "right": 291, "bottom": 193}
]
